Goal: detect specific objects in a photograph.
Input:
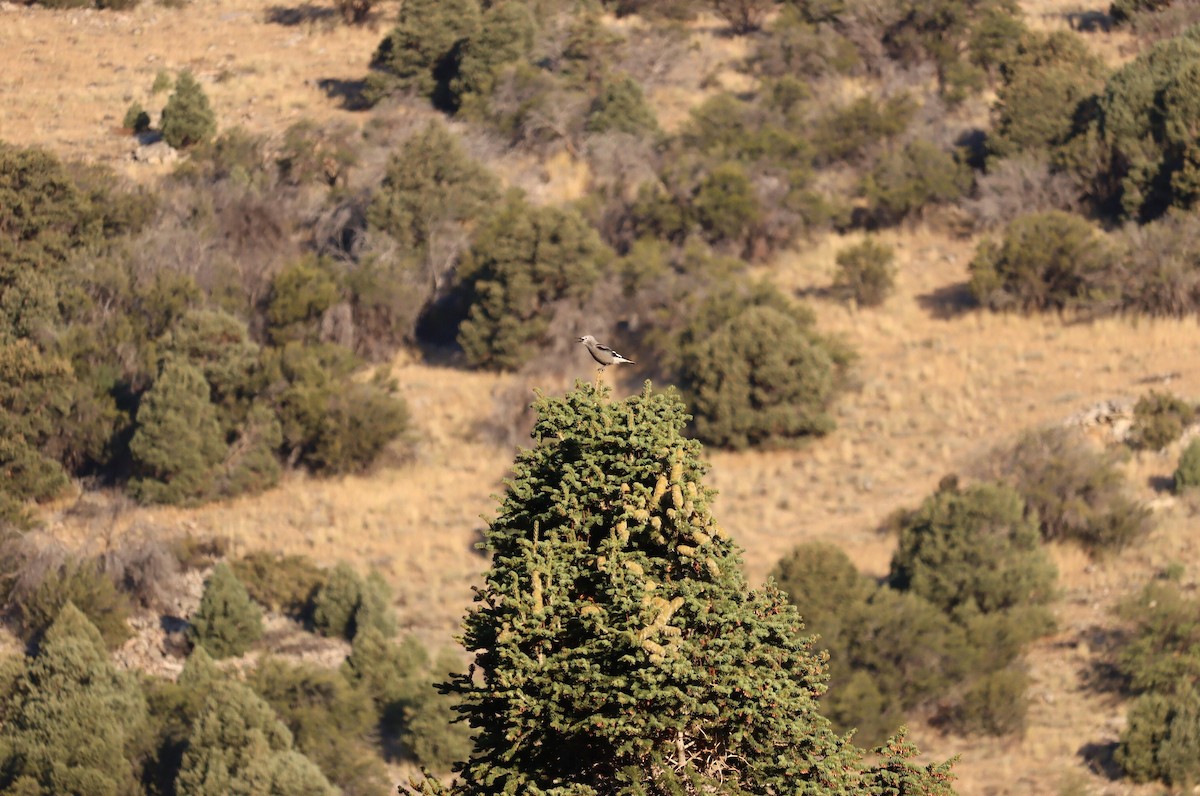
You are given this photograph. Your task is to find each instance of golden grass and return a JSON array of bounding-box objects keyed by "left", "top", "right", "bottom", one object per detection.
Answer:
[{"left": 0, "top": 0, "right": 396, "bottom": 173}]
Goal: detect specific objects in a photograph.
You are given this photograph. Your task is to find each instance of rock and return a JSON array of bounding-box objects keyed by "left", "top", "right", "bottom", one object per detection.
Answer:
[{"left": 131, "top": 141, "right": 178, "bottom": 165}]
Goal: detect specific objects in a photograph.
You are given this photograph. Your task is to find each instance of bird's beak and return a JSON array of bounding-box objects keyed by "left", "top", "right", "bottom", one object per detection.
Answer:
[{"left": 577, "top": 337, "right": 585, "bottom": 342}]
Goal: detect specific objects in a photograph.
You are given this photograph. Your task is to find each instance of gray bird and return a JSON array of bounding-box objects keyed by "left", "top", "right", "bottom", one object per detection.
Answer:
[{"left": 579, "top": 335, "right": 636, "bottom": 371}]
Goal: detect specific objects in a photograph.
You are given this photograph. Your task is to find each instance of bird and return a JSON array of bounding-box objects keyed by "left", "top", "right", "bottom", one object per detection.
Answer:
[{"left": 578, "top": 335, "right": 636, "bottom": 372}]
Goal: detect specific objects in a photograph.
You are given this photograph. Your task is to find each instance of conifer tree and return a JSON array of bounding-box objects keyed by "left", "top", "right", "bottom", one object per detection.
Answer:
[
  {"left": 129, "top": 358, "right": 226, "bottom": 505},
  {"left": 188, "top": 562, "right": 264, "bottom": 659},
  {"left": 410, "top": 383, "right": 956, "bottom": 795},
  {"left": 175, "top": 680, "right": 335, "bottom": 796},
  {"left": 160, "top": 70, "right": 217, "bottom": 150},
  {"left": 0, "top": 603, "right": 150, "bottom": 794}
]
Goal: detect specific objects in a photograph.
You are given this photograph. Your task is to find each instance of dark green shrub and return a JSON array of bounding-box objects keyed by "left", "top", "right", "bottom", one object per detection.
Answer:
[
  {"left": 187, "top": 562, "right": 263, "bottom": 659},
  {"left": 123, "top": 101, "right": 151, "bottom": 134},
  {"left": 770, "top": 541, "right": 874, "bottom": 634},
  {"left": 176, "top": 680, "right": 335, "bottom": 795},
  {"left": 987, "top": 426, "right": 1152, "bottom": 551},
  {"left": 342, "top": 628, "right": 431, "bottom": 732},
  {"left": 1117, "top": 688, "right": 1200, "bottom": 786},
  {"left": 0, "top": 604, "right": 150, "bottom": 794},
  {"left": 1093, "top": 27, "right": 1200, "bottom": 219},
  {"left": 160, "top": 70, "right": 217, "bottom": 150},
  {"left": 943, "top": 668, "right": 1029, "bottom": 736},
  {"left": 748, "top": 5, "right": 859, "bottom": 79},
  {"left": 276, "top": 120, "right": 358, "bottom": 187},
  {"left": 411, "top": 382, "right": 955, "bottom": 793},
  {"left": 218, "top": 402, "right": 283, "bottom": 498},
  {"left": 585, "top": 75, "right": 659, "bottom": 136},
  {"left": 812, "top": 95, "right": 915, "bottom": 164},
  {"left": 265, "top": 256, "right": 341, "bottom": 345},
  {"left": 888, "top": 482, "right": 1057, "bottom": 620},
  {"left": 249, "top": 658, "right": 390, "bottom": 794},
  {"left": 270, "top": 343, "right": 408, "bottom": 474},
  {"left": 968, "top": 210, "right": 1117, "bottom": 312},
  {"left": 1130, "top": 390, "right": 1195, "bottom": 450},
  {"left": 1174, "top": 437, "right": 1200, "bottom": 492},
  {"left": 366, "top": 121, "right": 500, "bottom": 253},
  {"left": 1115, "top": 577, "right": 1200, "bottom": 694},
  {"left": 158, "top": 308, "right": 262, "bottom": 430},
  {"left": 676, "top": 284, "right": 850, "bottom": 449},
  {"left": 863, "top": 140, "right": 972, "bottom": 224},
  {"left": 129, "top": 358, "right": 226, "bottom": 505},
  {"left": 455, "top": 194, "right": 608, "bottom": 370},
  {"left": 987, "top": 31, "right": 1107, "bottom": 161},
  {"left": 231, "top": 551, "right": 326, "bottom": 618},
  {"left": 833, "top": 238, "right": 896, "bottom": 307},
  {"left": 365, "top": 0, "right": 481, "bottom": 106},
  {"left": 311, "top": 562, "right": 364, "bottom": 640},
  {"left": 692, "top": 161, "right": 762, "bottom": 248},
  {"left": 451, "top": 0, "right": 536, "bottom": 109},
  {"left": 401, "top": 648, "right": 474, "bottom": 771},
  {"left": 17, "top": 559, "right": 132, "bottom": 649},
  {"left": 1111, "top": 0, "right": 1174, "bottom": 24}
]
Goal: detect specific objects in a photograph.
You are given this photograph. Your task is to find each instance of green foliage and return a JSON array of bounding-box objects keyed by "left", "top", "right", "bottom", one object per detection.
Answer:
[
  {"left": 1093, "top": 27, "right": 1200, "bottom": 219},
  {"left": 1129, "top": 390, "right": 1195, "bottom": 450},
  {"left": 1117, "top": 687, "right": 1200, "bottom": 787},
  {"left": 585, "top": 74, "right": 660, "bottom": 136},
  {"left": 175, "top": 680, "right": 335, "bottom": 796},
  {"left": 888, "top": 482, "right": 1057, "bottom": 621},
  {"left": 748, "top": 5, "right": 860, "bottom": 80},
  {"left": 968, "top": 210, "right": 1116, "bottom": 312},
  {"left": 1115, "top": 576, "right": 1200, "bottom": 694},
  {"left": 988, "top": 426, "right": 1152, "bottom": 551},
  {"left": 400, "top": 648, "right": 474, "bottom": 772},
  {"left": 943, "top": 668, "right": 1029, "bottom": 736},
  {"left": 160, "top": 70, "right": 217, "bottom": 150},
  {"left": 812, "top": 95, "right": 915, "bottom": 164},
  {"left": 833, "top": 238, "right": 895, "bottom": 307},
  {"left": 366, "top": 0, "right": 482, "bottom": 106},
  {"left": 455, "top": 194, "right": 609, "bottom": 370},
  {"left": 270, "top": 343, "right": 408, "bottom": 474},
  {"left": 411, "top": 382, "right": 957, "bottom": 794},
  {"left": 219, "top": 402, "right": 283, "bottom": 498},
  {"left": 0, "top": 604, "right": 150, "bottom": 795},
  {"left": 675, "top": 283, "right": 849, "bottom": 449},
  {"left": 17, "top": 559, "right": 132, "bottom": 649},
  {"left": 863, "top": 139, "right": 972, "bottom": 224},
  {"left": 158, "top": 308, "right": 262, "bottom": 430},
  {"left": 265, "top": 256, "right": 341, "bottom": 345},
  {"left": 230, "top": 551, "right": 326, "bottom": 618},
  {"left": 366, "top": 122, "right": 501, "bottom": 253},
  {"left": 1110, "top": 0, "right": 1175, "bottom": 24},
  {"left": 249, "top": 658, "right": 390, "bottom": 794},
  {"left": 313, "top": 562, "right": 396, "bottom": 640},
  {"left": 988, "top": 31, "right": 1107, "bottom": 161},
  {"left": 1174, "top": 437, "right": 1200, "bottom": 492},
  {"left": 692, "top": 161, "right": 762, "bottom": 247},
  {"left": 129, "top": 358, "right": 226, "bottom": 505},
  {"left": 187, "top": 562, "right": 264, "bottom": 659},
  {"left": 452, "top": 0, "right": 536, "bottom": 108},
  {"left": 342, "top": 627, "right": 429, "bottom": 722},
  {"left": 123, "top": 102, "right": 151, "bottom": 134},
  {"left": 311, "top": 562, "right": 364, "bottom": 639}
]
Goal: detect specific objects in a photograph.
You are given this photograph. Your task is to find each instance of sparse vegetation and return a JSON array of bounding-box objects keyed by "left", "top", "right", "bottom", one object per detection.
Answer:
[{"left": 1129, "top": 390, "right": 1195, "bottom": 451}]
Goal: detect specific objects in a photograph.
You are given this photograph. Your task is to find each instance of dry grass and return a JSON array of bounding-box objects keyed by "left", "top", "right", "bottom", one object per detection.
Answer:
[{"left": 0, "top": 0, "right": 395, "bottom": 173}]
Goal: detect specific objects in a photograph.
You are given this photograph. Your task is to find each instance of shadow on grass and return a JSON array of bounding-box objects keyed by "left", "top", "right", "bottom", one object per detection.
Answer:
[
  {"left": 317, "top": 78, "right": 371, "bottom": 111},
  {"left": 265, "top": 3, "right": 337, "bottom": 25},
  {"left": 917, "top": 281, "right": 977, "bottom": 320}
]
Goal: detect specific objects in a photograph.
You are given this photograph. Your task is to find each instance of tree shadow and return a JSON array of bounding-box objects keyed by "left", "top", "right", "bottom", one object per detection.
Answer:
[
  {"left": 1078, "top": 741, "right": 1122, "bottom": 780},
  {"left": 265, "top": 3, "right": 337, "bottom": 26},
  {"left": 317, "top": 78, "right": 370, "bottom": 111},
  {"left": 1066, "top": 10, "right": 1113, "bottom": 32},
  {"left": 916, "top": 281, "right": 977, "bottom": 320},
  {"left": 1148, "top": 474, "right": 1176, "bottom": 493}
]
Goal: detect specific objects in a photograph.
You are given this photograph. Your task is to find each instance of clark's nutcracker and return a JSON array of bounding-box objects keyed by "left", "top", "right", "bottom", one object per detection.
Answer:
[{"left": 579, "top": 335, "right": 636, "bottom": 371}]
